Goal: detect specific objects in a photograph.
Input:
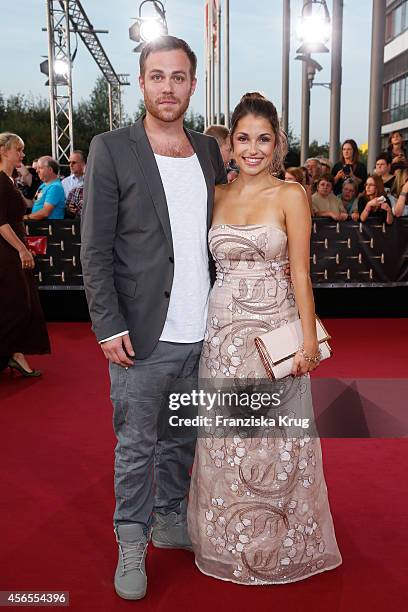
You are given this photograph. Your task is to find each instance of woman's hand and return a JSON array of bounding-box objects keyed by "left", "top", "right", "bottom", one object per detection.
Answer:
[
  {"left": 19, "top": 247, "right": 34, "bottom": 270},
  {"left": 291, "top": 345, "right": 321, "bottom": 376},
  {"left": 365, "top": 199, "right": 379, "bottom": 211},
  {"left": 334, "top": 170, "right": 345, "bottom": 182},
  {"left": 392, "top": 154, "right": 404, "bottom": 164}
]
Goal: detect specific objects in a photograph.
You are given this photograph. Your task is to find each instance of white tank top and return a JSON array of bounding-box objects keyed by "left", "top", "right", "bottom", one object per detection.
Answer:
[{"left": 155, "top": 153, "right": 210, "bottom": 343}]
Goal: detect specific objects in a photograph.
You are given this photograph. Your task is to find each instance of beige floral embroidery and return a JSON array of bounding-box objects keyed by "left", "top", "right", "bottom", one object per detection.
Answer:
[{"left": 189, "top": 225, "right": 341, "bottom": 584}]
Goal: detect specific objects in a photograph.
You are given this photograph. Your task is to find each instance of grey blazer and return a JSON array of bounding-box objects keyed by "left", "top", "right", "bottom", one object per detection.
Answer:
[{"left": 81, "top": 117, "right": 227, "bottom": 359}]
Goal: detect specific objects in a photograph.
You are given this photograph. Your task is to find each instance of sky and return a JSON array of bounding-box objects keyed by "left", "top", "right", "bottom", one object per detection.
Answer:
[{"left": 0, "top": 0, "right": 373, "bottom": 145}]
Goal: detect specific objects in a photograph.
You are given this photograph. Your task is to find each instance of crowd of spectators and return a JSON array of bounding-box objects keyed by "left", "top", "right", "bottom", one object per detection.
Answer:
[
  {"left": 12, "top": 128, "right": 408, "bottom": 225},
  {"left": 288, "top": 132, "right": 407, "bottom": 222},
  {"left": 202, "top": 126, "right": 408, "bottom": 224},
  {"left": 15, "top": 150, "right": 86, "bottom": 222}
]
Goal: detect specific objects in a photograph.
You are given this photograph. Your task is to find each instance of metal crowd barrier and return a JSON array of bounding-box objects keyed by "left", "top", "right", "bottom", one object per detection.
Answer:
[
  {"left": 25, "top": 218, "right": 408, "bottom": 289},
  {"left": 310, "top": 217, "right": 408, "bottom": 287}
]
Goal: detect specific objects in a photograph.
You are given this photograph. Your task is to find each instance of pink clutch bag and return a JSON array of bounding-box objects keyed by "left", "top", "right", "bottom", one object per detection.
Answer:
[{"left": 254, "top": 317, "right": 332, "bottom": 380}]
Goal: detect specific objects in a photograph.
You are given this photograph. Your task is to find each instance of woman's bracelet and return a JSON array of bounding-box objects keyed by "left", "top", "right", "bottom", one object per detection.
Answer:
[{"left": 298, "top": 346, "right": 322, "bottom": 364}]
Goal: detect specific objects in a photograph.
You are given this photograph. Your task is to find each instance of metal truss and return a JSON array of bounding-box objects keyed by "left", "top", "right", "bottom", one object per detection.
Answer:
[
  {"left": 45, "top": 0, "right": 129, "bottom": 165},
  {"left": 108, "top": 83, "right": 122, "bottom": 131},
  {"left": 46, "top": 0, "right": 74, "bottom": 166}
]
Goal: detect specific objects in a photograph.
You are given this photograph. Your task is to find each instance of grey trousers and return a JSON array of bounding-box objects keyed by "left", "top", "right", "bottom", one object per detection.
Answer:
[{"left": 109, "top": 340, "right": 202, "bottom": 528}]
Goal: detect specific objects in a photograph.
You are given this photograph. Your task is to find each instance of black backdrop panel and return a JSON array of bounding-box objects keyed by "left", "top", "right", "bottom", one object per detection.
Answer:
[
  {"left": 25, "top": 218, "right": 408, "bottom": 289},
  {"left": 310, "top": 218, "right": 408, "bottom": 286}
]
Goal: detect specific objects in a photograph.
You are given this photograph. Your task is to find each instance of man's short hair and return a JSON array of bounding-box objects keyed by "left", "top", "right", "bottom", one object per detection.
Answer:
[
  {"left": 317, "top": 173, "right": 334, "bottom": 186},
  {"left": 40, "top": 156, "right": 59, "bottom": 175},
  {"left": 305, "top": 157, "right": 321, "bottom": 165},
  {"left": 139, "top": 35, "right": 197, "bottom": 80},
  {"left": 71, "top": 150, "right": 87, "bottom": 163},
  {"left": 204, "top": 125, "right": 230, "bottom": 146}
]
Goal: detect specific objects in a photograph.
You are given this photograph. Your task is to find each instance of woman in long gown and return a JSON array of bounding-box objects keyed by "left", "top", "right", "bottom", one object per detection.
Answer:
[
  {"left": 0, "top": 132, "right": 50, "bottom": 375},
  {"left": 187, "top": 93, "right": 342, "bottom": 584}
]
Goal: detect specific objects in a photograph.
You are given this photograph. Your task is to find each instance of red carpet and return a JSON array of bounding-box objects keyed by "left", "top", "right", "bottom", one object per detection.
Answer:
[{"left": 0, "top": 319, "right": 407, "bottom": 611}]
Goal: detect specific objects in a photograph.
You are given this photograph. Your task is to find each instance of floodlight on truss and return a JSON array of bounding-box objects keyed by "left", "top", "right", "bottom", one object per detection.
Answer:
[
  {"left": 40, "top": 57, "right": 71, "bottom": 81},
  {"left": 129, "top": 0, "right": 168, "bottom": 53}
]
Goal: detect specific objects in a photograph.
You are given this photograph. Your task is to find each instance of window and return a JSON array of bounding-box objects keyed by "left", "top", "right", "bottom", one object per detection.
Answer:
[
  {"left": 386, "top": 0, "right": 408, "bottom": 41},
  {"left": 388, "top": 74, "right": 408, "bottom": 122},
  {"left": 393, "top": 4, "right": 403, "bottom": 34}
]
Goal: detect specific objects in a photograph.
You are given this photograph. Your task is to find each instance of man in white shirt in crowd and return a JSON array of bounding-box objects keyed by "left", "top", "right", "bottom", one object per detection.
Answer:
[{"left": 61, "top": 150, "right": 86, "bottom": 198}]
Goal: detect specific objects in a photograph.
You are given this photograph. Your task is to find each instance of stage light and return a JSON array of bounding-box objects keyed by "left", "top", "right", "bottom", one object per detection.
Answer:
[
  {"left": 39, "top": 58, "right": 69, "bottom": 85},
  {"left": 54, "top": 59, "right": 69, "bottom": 76},
  {"left": 296, "top": 0, "right": 331, "bottom": 54},
  {"left": 140, "top": 17, "right": 166, "bottom": 42},
  {"left": 129, "top": 0, "right": 168, "bottom": 52}
]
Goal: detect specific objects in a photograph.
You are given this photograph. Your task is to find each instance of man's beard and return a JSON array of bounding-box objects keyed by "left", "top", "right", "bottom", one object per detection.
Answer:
[{"left": 144, "top": 92, "right": 190, "bottom": 123}]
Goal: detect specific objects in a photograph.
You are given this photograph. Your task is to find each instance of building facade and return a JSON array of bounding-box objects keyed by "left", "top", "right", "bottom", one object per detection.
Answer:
[{"left": 382, "top": 0, "right": 408, "bottom": 150}]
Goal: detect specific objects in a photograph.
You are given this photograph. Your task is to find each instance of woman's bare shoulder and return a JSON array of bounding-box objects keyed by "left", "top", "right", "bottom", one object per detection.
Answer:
[
  {"left": 279, "top": 178, "right": 306, "bottom": 193},
  {"left": 215, "top": 181, "right": 232, "bottom": 202}
]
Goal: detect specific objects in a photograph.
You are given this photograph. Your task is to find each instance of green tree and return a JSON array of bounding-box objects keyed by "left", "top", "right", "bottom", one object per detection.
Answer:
[
  {"left": 309, "top": 139, "right": 330, "bottom": 159},
  {"left": 74, "top": 76, "right": 111, "bottom": 151},
  {"left": 0, "top": 92, "right": 5, "bottom": 121},
  {"left": 184, "top": 109, "right": 204, "bottom": 133},
  {"left": 134, "top": 99, "right": 146, "bottom": 121},
  {"left": 285, "top": 125, "right": 300, "bottom": 167},
  {"left": 0, "top": 81, "right": 214, "bottom": 163},
  {"left": 0, "top": 93, "right": 51, "bottom": 161}
]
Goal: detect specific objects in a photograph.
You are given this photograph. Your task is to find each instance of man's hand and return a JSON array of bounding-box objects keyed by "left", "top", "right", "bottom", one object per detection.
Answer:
[
  {"left": 67, "top": 203, "right": 78, "bottom": 216},
  {"left": 100, "top": 334, "right": 135, "bottom": 367}
]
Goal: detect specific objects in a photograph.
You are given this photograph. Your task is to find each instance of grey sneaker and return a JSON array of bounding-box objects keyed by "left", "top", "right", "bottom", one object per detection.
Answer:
[
  {"left": 114, "top": 524, "right": 148, "bottom": 600},
  {"left": 152, "top": 501, "right": 193, "bottom": 551}
]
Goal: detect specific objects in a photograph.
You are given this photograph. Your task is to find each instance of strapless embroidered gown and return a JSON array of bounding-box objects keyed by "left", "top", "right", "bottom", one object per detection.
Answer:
[{"left": 187, "top": 224, "right": 342, "bottom": 585}]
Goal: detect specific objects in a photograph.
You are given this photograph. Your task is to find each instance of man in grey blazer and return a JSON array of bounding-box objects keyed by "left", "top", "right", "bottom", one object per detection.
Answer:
[{"left": 81, "top": 36, "right": 226, "bottom": 600}]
